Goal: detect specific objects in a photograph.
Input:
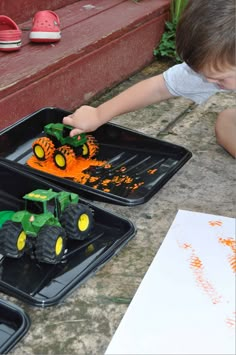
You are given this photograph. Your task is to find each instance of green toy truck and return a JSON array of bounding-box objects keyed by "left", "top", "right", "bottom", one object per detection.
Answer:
[
  {"left": 32, "top": 123, "right": 98, "bottom": 169},
  {"left": 0, "top": 189, "right": 94, "bottom": 264}
]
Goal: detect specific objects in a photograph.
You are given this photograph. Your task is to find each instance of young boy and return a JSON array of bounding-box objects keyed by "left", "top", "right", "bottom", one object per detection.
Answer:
[{"left": 63, "top": 0, "right": 236, "bottom": 158}]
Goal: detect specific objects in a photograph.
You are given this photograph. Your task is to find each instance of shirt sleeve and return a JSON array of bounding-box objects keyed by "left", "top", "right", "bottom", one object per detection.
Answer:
[{"left": 163, "top": 62, "right": 223, "bottom": 104}]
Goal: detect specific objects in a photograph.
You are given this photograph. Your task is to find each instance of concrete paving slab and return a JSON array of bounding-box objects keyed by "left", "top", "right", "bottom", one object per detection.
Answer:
[{"left": 2, "top": 60, "right": 236, "bottom": 355}]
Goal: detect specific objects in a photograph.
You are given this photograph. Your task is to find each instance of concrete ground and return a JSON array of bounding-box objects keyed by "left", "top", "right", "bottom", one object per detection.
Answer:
[{"left": 4, "top": 60, "right": 236, "bottom": 354}]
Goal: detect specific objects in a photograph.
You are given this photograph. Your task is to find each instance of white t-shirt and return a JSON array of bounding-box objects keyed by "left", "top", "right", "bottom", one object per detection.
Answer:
[{"left": 163, "top": 62, "right": 230, "bottom": 104}]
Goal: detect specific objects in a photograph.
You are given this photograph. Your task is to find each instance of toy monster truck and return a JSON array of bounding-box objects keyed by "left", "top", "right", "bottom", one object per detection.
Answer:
[
  {"left": 32, "top": 123, "right": 98, "bottom": 169},
  {"left": 0, "top": 189, "right": 94, "bottom": 264}
]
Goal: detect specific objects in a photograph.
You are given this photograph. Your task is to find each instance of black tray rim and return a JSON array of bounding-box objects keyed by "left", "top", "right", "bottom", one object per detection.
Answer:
[{"left": 0, "top": 298, "right": 31, "bottom": 354}]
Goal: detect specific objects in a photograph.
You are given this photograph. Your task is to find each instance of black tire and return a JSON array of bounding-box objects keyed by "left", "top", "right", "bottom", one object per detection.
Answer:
[
  {"left": 60, "top": 204, "right": 94, "bottom": 240},
  {"left": 53, "top": 145, "right": 76, "bottom": 170},
  {"left": 86, "top": 136, "right": 99, "bottom": 158},
  {"left": 35, "top": 225, "right": 66, "bottom": 264},
  {"left": 0, "top": 221, "right": 27, "bottom": 258},
  {"left": 32, "top": 137, "right": 55, "bottom": 161}
]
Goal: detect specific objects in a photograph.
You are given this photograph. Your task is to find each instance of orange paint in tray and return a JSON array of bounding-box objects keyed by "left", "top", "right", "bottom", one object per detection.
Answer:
[
  {"left": 27, "top": 127, "right": 161, "bottom": 194},
  {"left": 27, "top": 154, "right": 145, "bottom": 193}
]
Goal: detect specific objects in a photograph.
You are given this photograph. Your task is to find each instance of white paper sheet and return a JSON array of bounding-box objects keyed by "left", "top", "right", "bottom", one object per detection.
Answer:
[{"left": 105, "top": 210, "right": 236, "bottom": 355}]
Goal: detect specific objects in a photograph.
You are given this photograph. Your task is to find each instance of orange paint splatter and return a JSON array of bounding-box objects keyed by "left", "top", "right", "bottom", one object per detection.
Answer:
[
  {"left": 218, "top": 237, "right": 236, "bottom": 273},
  {"left": 27, "top": 155, "right": 104, "bottom": 180},
  {"left": 148, "top": 169, "right": 157, "bottom": 175},
  {"left": 27, "top": 153, "right": 145, "bottom": 193},
  {"left": 225, "top": 312, "right": 236, "bottom": 328},
  {"left": 227, "top": 255, "right": 236, "bottom": 273},
  {"left": 192, "top": 267, "right": 222, "bottom": 304},
  {"left": 218, "top": 237, "right": 236, "bottom": 253},
  {"left": 182, "top": 243, "right": 192, "bottom": 249},
  {"left": 132, "top": 182, "right": 144, "bottom": 190},
  {"left": 190, "top": 255, "right": 203, "bottom": 269},
  {"left": 208, "top": 220, "right": 223, "bottom": 227},
  {"left": 178, "top": 242, "right": 222, "bottom": 304}
]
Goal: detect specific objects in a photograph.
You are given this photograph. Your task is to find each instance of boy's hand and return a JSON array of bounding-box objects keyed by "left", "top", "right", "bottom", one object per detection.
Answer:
[{"left": 63, "top": 106, "right": 100, "bottom": 137}]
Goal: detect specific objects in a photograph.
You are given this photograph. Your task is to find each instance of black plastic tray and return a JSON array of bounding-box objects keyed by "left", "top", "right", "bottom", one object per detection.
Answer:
[
  {"left": 0, "top": 299, "right": 30, "bottom": 354},
  {"left": 0, "top": 161, "right": 136, "bottom": 307},
  {"left": 0, "top": 107, "right": 192, "bottom": 206}
]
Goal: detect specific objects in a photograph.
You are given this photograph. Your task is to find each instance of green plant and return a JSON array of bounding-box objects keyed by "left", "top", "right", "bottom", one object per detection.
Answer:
[{"left": 154, "top": 0, "right": 188, "bottom": 62}]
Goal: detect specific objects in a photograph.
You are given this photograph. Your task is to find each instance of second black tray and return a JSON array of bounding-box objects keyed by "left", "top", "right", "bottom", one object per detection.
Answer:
[
  {"left": 0, "top": 161, "right": 136, "bottom": 307},
  {"left": 0, "top": 299, "right": 30, "bottom": 354}
]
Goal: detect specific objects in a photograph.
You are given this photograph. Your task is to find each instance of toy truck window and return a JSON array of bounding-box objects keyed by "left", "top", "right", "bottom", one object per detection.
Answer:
[
  {"left": 62, "top": 127, "right": 71, "bottom": 138},
  {"left": 25, "top": 200, "right": 43, "bottom": 214},
  {"left": 46, "top": 198, "right": 56, "bottom": 216}
]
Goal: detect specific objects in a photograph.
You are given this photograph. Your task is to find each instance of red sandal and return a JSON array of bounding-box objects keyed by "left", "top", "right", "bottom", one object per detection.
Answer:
[
  {"left": 29, "top": 10, "right": 61, "bottom": 43},
  {"left": 0, "top": 15, "right": 22, "bottom": 52}
]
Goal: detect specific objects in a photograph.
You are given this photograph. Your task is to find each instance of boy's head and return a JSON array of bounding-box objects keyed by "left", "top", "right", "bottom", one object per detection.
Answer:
[{"left": 176, "top": 0, "right": 236, "bottom": 90}]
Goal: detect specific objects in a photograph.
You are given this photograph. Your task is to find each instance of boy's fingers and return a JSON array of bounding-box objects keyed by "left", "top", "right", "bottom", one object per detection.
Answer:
[
  {"left": 70, "top": 128, "right": 84, "bottom": 137},
  {"left": 62, "top": 115, "right": 73, "bottom": 125},
  {"left": 62, "top": 116, "right": 85, "bottom": 135}
]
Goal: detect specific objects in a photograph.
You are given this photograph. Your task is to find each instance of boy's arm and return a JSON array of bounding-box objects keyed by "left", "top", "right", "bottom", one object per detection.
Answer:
[{"left": 63, "top": 74, "right": 173, "bottom": 136}]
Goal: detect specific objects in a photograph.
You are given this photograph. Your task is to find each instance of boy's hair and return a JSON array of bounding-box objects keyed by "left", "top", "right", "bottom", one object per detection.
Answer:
[{"left": 176, "top": 0, "right": 236, "bottom": 72}]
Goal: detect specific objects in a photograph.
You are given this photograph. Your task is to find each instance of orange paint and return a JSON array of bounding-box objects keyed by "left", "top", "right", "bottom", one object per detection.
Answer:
[
  {"left": 227, "top": 255, "right": 236, "bottom": 273},
  {"left": 148, "top": 168, "right": 157, "bottom": 175},
  {"left": 182, "top": 243, "right": 192, "bottom": 249},
  {"left": 225, "top": 312, "right": 236, "bottom": 328},
  {"left": 178, "top": 242, "right": 222, "bottom": 305},
  {"left": 218, "top": 237, "right": 236, "bottom": 253},
  {"left": 190, "top": 255, "right": 203, "bottom": 269},
  {"left": 27, "top": 153, "right": 145, "bottom": 193},
  {"left": 208, "top": 220, "right": 223, "bottom": 227},
  {"left": 218, "top": 237, "right": 236, "bottom": 273}
]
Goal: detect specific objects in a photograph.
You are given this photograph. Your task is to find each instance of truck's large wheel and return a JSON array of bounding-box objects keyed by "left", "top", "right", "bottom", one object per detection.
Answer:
[
  {"left": 60, "top": 204, "right": 94, "bottom": 240},
  {"left": 0, "top": 221, "right": 27, "bottom": 258},
  {"left": 32, "top": 137, "right": 55, "bottom": 161},
  {"left": 87, "top": 135, "right": 99, "bottom": 158},
  {"left": 53, "top": 145, "right": 76, "bottom": 170},
  {"left": 35, "top": 225, "right": 66, "bottom": 264},
  {"left": 81, "top": 136, "right": 98, "bottom": 159}
]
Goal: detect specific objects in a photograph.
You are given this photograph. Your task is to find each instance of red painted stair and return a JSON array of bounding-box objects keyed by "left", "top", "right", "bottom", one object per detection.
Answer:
[{"left": 0, "top": 0, "right": 169, "bottom": 130}]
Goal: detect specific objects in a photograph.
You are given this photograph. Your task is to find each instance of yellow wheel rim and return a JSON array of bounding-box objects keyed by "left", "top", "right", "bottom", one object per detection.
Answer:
[
  {"left": 78, "top": 214, "right": 89, "bottom": 231},
  {"left": 55, "top": 154, "right": 66, "bottom": 168},
  {"left": 34, "top": 145, "right": 45, "bottom": 159},
  {"left": 82, "top": 144, "right": 88, "bottom": 156},
  {"left": 17, "top": 231, "right": 26, "bottom": 251},
  {"left": 55, "top": 236, "right": 64, "bottom": 256}
]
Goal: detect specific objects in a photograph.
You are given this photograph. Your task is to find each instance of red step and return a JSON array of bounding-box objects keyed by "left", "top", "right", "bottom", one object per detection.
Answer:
[
  {"left": 0, "top": 0, "right": 169, "bottom": 130},
  {"left": 0, "top": 0, "right": 77, "bottom": 23}
]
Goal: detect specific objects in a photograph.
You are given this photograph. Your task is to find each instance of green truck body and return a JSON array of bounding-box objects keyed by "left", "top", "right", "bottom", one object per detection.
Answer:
[
  {"left": 44, "top": 123, "right": 88, "bottom": 148},
  {"left": 32, "top": 123, "right": 98, "bottom": 169}
]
